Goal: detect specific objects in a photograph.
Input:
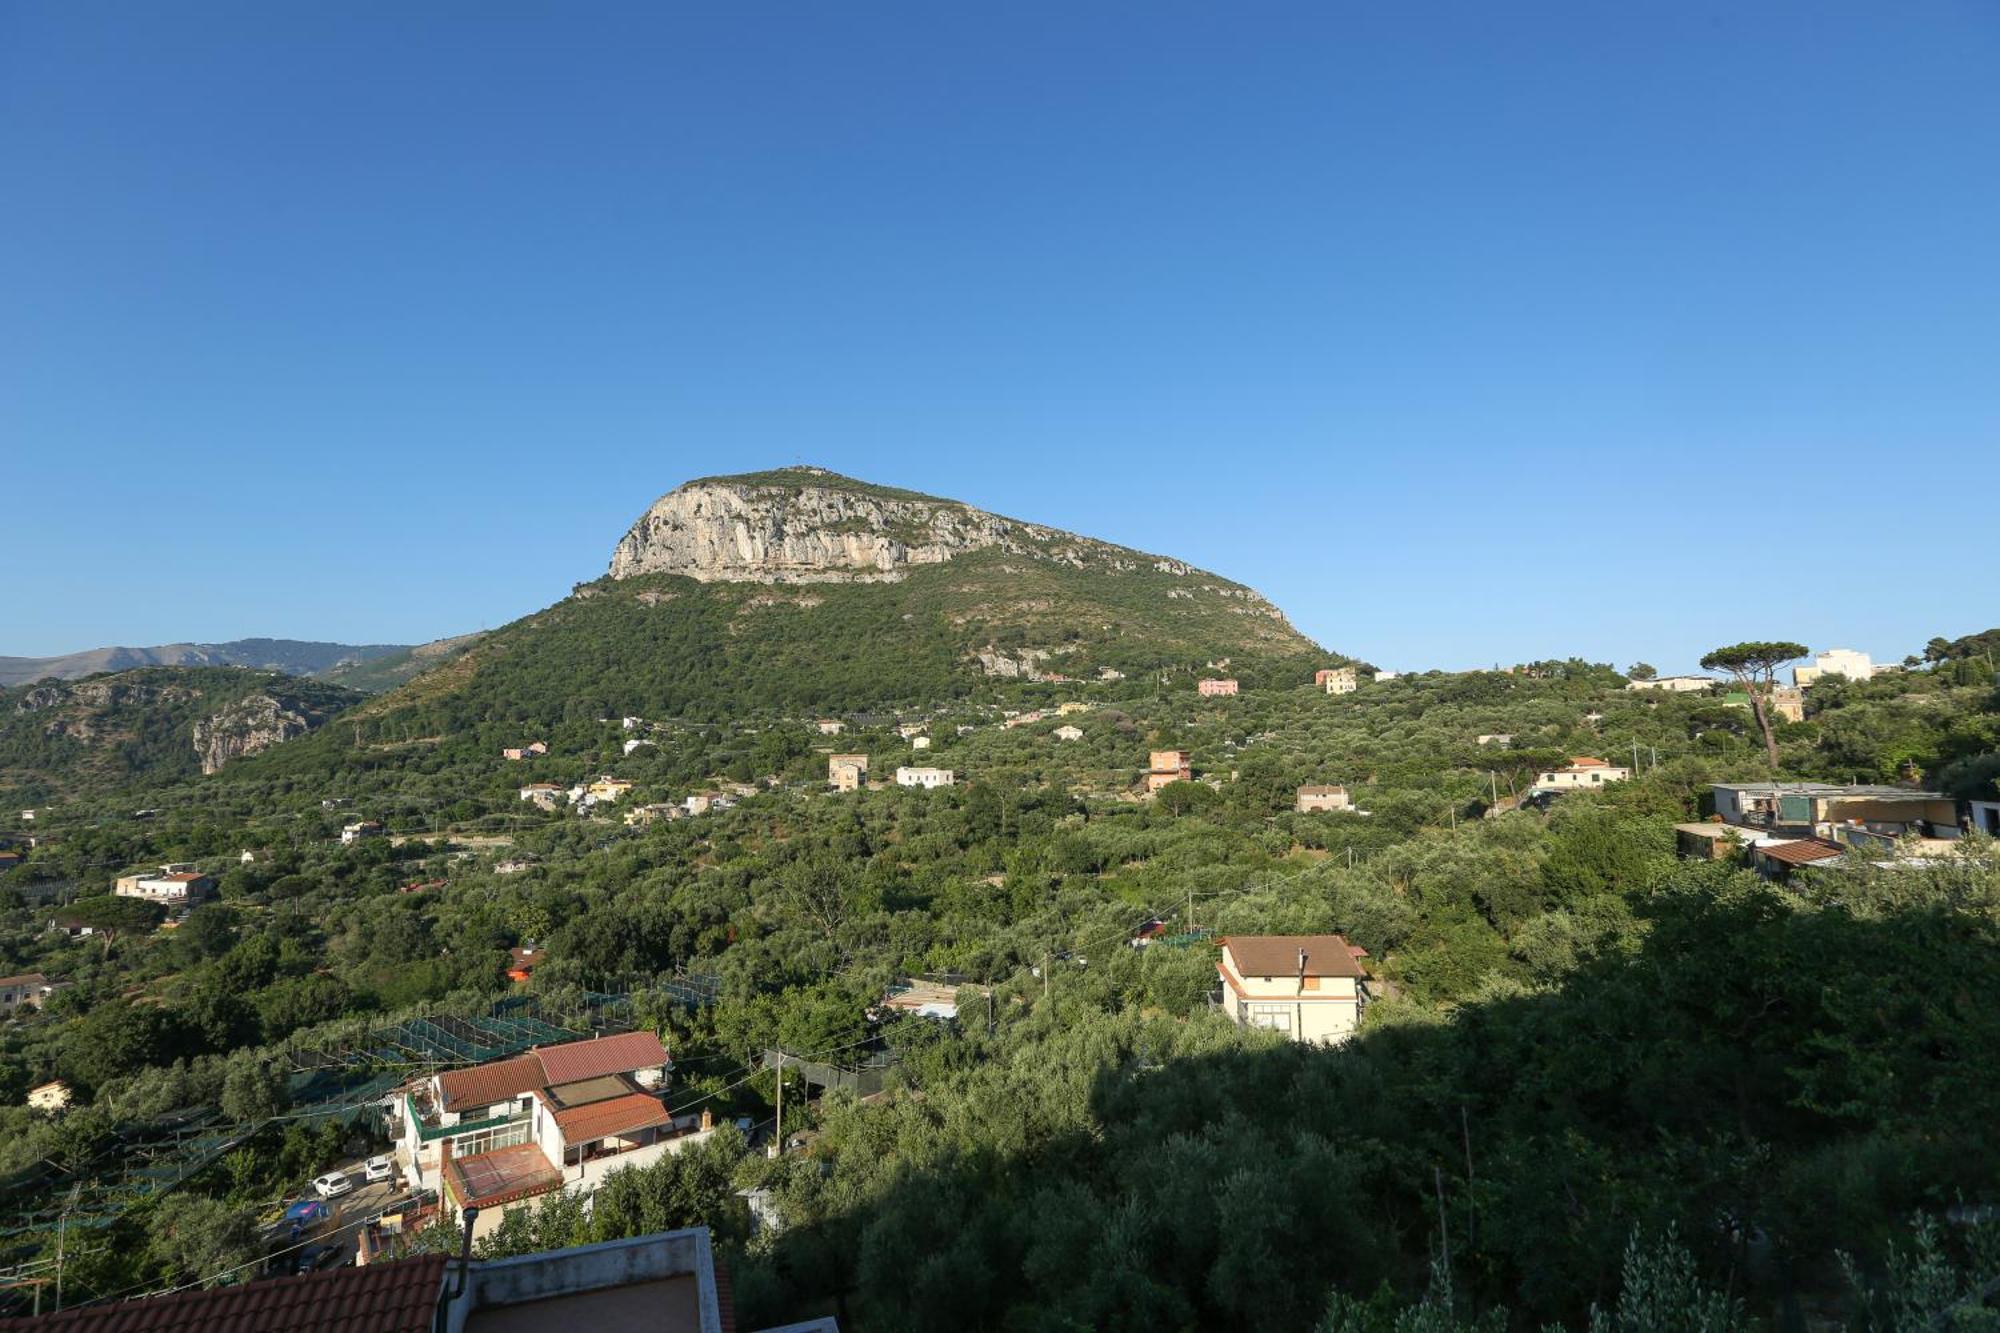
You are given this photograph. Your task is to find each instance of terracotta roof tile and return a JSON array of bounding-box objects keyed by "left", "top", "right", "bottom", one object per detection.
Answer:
[
  {"left": 533, "top": 1031, "right": 667, "bottom": 1085},
  {"left": 551, "top": 1091, "right": 673, "bottom": 1144},
  {"left": 0, "top": 1254, "right": 447, "bottom": 1333},
  {"left": 1220, "top": 935, "right": 1367, "bottom": 980},
  {"left": 436, "top": 1053, "right": 544, "bottom": 1113}
]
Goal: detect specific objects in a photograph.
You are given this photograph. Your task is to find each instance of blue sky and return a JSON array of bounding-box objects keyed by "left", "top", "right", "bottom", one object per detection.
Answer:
[{"left": 3, "top": 3, "right": 1995, "bottom": 672}]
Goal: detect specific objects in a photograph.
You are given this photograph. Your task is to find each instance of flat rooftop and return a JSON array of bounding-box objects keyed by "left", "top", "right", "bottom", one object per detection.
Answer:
[
  {"left": 464, "top": 1275, "right": 702, "bottom": 1333},
  {"left": 446, "top": 1141, "right": 561, "bottom": 1209},
  {"left": 1712, "top": 782, "right": 1948, "bottom": 800}
]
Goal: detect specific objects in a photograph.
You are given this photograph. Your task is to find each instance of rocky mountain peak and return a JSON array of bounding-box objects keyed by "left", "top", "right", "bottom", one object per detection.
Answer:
[{"left": 607, "top": 468, "right": 1120, "bottom": 585}]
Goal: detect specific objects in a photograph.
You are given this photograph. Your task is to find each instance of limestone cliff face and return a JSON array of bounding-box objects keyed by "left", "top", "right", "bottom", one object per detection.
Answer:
[
  {"left": 610, "top": 468, "right": 1131, "bottom": 585},
  {"left": 192, "top": 692, "right": 336, "bottom": 775}
]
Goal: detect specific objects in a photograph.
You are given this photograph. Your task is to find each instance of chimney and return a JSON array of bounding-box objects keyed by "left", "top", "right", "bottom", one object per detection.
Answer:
[{"left": 1296, "top": 947, "right": 1308, "bottom": 993}]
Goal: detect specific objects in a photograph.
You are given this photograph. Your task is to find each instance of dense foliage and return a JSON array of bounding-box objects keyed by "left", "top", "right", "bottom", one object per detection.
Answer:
[{"left": 2, "top": 616, "right": 1999, "bottom": 1327}]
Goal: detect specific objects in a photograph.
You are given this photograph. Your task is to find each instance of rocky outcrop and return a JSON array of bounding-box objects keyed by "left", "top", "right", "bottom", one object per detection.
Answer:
[
  {"left": 610, "top": 468, "right": 1132, "bottom": 585},
  {"left": 191, "top": 692, "right": 338, "bottom": 774}
]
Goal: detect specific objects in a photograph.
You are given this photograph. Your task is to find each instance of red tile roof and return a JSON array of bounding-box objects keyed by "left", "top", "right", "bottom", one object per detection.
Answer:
[
  {"left": 436, "top": 1053, "right": 544, "bottom": 1113},
  {"left": 1221, "top": 934, "right": 1368, "bottom": 980},
  {"left": 533, "top": 1031, "right": 668, "bottom": 1086},
  {"left": 1759, "top": 838, "right": 1846, "bottom": 866},
  {"left": 444, "top": 1142, "right": 562, "bottom": 1210},
  {"left": 550, "top": 1091, "right": 673, "bottom": 1144},
  {"left": 0, "top": 1254, "right": 447, "bottom": 1333}
]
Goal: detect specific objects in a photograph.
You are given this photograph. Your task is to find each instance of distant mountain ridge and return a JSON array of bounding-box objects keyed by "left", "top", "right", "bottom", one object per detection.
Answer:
[{"left": 0, "top": 638, "right": 410, "bottom": 688}]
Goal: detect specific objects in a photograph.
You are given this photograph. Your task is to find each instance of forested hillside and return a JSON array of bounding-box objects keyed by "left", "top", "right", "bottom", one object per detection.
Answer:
[
  {"left": 0, "top": 668, "right": 362, "bottom": 803},
  {"left": 3, "top": 636, "right": 1998, "bottom": 1325}
]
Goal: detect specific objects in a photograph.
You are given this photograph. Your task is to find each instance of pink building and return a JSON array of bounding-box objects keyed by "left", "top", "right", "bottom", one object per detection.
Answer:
[{"left": 1198, "top": 678, "right": 1239, "bottom": 697}]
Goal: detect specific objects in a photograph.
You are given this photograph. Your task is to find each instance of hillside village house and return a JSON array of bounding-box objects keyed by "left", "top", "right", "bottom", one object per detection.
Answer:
[
  {"left": 1318, "top": 667, "right": 1358, "bottom": 695},
  {"left": 113, "top": 865, "right": 217, "bottom": 908},
  {"left": 519, "top": 783, "right": 566, "bottom": 812},
  {"left": 1053, "top": 725, "right": 1084, "bottom": 742},
  {"left": 1533, "top": 757, "right": 1631, "bottom": 791},
  {"left": 895, "top": 766, "right": 956, "bottom": 789},
  {"left": 342, "top": 821, "right": 386, "bottom": 845},
  {"left": 1794, "top": 648, "right": 1876, "bottom": 687},
  {"left": 1295, "top": 785, "right": 1353, "bottom": 814},
  {"left": 624, "top": 803, "right": 682, "bottom": 828},
  {"left": 815, "top": 719, "right": 845, "bottom": 735},
  {"left": 1057, "top": 701, "right": 1092, "bottom": 716},
  {"left": 396, "top": 1031, "right": 715, "bottom": 1241},
  {"left": 1216, "top": 935, "right": 1370, "bottom": 1045},
  {"left": 1710, "top": 782, "right": 1959, "bottom": 842},
  {"left": 621, "top": 716, "right": 645, "bottom": 731},
  {"left": 502, "top": 741, "right": 549, "bottom": 761},
  {"left": 896, "top": 723, "right": 926, "bottom": 740},
  {"left": 622, "top": 738, "right": 653, "bottom": 756},
  {"left": 1769, "top": 686, "right": 1806, "bottom": 724},
  {"left": 1476, "top": 734, "right": 1514, "bottom": 746},
  {"left": 1969, "top": 800, "right": 2000, "bottom": 837},
  {"left": 0, "top": 971, "right": 56, "bottom": 1014},
  {"left": 1198, "top": 678, "right": 1239, "bottom": 697},
  {"left": 1626, "top": 675, "right": 1715, "bottom": 693},
  {"left": 828, "top": 754, "right": 869, "bottom": 792},
  {"left": 28, "top": 1079, "right": 72, "bottom": 1112},
  {"left": 585, "top": 776, "right": 635, "bottom": 804},
  {"left": 682, "top": 792, "right": 737, "bottom": 816},
  {"left": 1147, "top": 750, "right": 1193, "bottom": 793},
  {"left": 1373, "top": 671, "right": 1400, "bottom": 682},
  {"left": 911, "top": 735, "right": 933, "bottom": 750}
]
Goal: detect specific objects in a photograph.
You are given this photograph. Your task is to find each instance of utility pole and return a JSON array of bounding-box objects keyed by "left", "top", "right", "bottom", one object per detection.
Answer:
[
  {"left": 1489, "top": 771, "right": 1498, "bottom": 806},
  {"left": 1631, "top": 740, "right": 1641, "bottom": 774},
  {"left": 771, "top": 1054, "right": 783, "bottom": 1159}
]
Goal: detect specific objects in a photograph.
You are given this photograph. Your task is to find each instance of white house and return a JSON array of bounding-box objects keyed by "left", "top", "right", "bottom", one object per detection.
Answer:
[
  {"left": 1295, "top": 785, "right": 1353, "bottom": 814},
  {"left": 341, "top": 821, "right": 385, "bottom": 845},
  {"left": 113, "top": 867, "right": 217, "bottom": 907},
  {"left": 0, "top": 972, "right": 56, "bottom": 1014},
  {"left": 895, "top": 767, "right": 956, "bottom": 789},
  {"left": 1626, "top": 676, "right": 1714, "bottom": 693},
  {"left": 1053, "top": 725, "right": 1084, "bottom": 742},
  {"left": 1533, "top": 757, "right": 1631, "bottom": 790},
  {"left": 395, "top": 1031, "right": 714, "bottom": 1241},
  {"left": 1216, "top": 935, "right": 1369, "bottom": 1046},
  {"left": 1794, "top": 649, "right": 1876, "bottom": 687}
]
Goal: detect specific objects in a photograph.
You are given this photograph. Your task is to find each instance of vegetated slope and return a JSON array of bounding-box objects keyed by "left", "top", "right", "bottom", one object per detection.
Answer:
[
  {"left": 0, "top": 638, "right": 410, "bottom": 687},
  {"left": 322, "top": 468, "right": 1331, "bottom": 737},
  {"left": 0, "top": 667, "right": 363, "bottom": 800},
  {"left": 316, "top": 632, "right": 485, "bottom": 694}
]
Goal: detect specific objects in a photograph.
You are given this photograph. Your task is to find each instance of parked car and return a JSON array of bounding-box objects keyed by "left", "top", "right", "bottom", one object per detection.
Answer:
[
  {"left": 363, "top": 1155, "right": 394, "bottom": 1183},
  {"left": 294, "top": 1244, "right": 345, "bottom": 1275},
  {"left": 312, "top": 1172, "right": 354, "bottom": 1198}
]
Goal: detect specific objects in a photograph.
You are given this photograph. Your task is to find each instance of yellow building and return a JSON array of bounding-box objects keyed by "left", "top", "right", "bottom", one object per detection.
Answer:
[{"left": 1217, "top": 936, "right": 1368, "bottom": 1045}]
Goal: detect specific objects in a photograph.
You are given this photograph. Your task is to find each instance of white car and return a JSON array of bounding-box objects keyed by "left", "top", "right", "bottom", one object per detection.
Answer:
[
  {"left": 363, "top": 1155, "right": 394, "bottom": 1184},
  {"left": 312, "top": 1172, "right": 354, "bottom": 1199}
]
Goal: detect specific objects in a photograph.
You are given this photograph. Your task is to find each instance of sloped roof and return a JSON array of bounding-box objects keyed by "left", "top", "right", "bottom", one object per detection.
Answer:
[
  {"left": 551, "top": 1091, "right": 675, "bottom": 1144},
  {"left": 534, "top": 1031, "right": 668, "bottom": 1086},
  {"left": 1758, "top": 839, "right": 1846, "bottom": 866},
  {"left": 1221, "top": 935, "right": 1367, "bottom": 979},
  {"left": 0, "top": 1255, "right": 447, "bottom": 1333},
  {"left": 437, "top": 1053, "right": 545, "bottom": 1112}
]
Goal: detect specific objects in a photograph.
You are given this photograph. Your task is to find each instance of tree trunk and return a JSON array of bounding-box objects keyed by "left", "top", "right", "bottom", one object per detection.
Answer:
[{"left": 1746, "top": 678, "right": 1779, "bottom": 770}]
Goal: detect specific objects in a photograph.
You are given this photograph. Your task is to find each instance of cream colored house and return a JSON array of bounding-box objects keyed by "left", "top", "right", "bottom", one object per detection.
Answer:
[
  {"left": 1295, "top": 785, "right": 1352, "bottom": 814},
  {"left": 1318, "top": 667, "right": 1358, "bottom": 695},
  {"left": 28, "top": 1079, "right": 72, "bottom": 1112},
  {"left": 815, "top": 719, "right": 845, "bottom": 735},
  {"left": 1053, "top": 725, "right": 1084, "bottom": 742},
  {"left": 829, "top": 754, "right": 869, "bottom": 791},
  {"left": 1217, "top": 935, "right": 1368, "bottom": 1045},
  {"left": 1056, "top": 701, "right": 1092, "bottom": 716},
  {"left": 1534, "top": 757, "right": 1630, "bottom": 790},
  {"left": 895, "top": 766, "right": 955, "bottom": 789}
]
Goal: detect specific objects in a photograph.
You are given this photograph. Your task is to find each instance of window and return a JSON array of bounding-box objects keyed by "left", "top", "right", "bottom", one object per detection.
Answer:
[
  {"left": 1301, "top": 976, "right": 1320, "bottom": 991},
  {"left": 1246, "top": 1004, "right": 1293, "bottom": 1033}
]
